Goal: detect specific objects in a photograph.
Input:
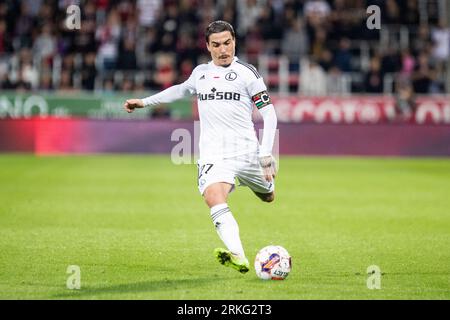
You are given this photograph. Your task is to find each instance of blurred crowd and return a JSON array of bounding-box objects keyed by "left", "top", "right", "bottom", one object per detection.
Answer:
[{"left": 0, "top": 0, "right": 449, "bottom": 98}]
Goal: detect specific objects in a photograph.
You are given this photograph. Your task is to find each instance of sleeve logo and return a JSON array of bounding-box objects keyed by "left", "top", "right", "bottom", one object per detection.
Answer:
[{"left": 252, "top": 91, "right": 271, "bottom": 109}]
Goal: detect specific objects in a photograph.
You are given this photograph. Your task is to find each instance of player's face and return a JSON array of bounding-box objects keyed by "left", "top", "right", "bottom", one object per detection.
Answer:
[{"left": 207, "top": 31, "right": 235, "bottom": 67}]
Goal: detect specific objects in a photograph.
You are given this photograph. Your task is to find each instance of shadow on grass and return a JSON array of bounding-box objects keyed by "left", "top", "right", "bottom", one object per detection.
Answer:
[{"left": 53, "top": 277, "right": 225, "bottom": 299}]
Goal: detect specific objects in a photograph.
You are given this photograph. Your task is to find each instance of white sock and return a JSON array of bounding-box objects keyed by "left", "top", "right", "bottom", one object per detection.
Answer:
[{"left": 210, "top": 203, "right": 246, "bottom": 259}]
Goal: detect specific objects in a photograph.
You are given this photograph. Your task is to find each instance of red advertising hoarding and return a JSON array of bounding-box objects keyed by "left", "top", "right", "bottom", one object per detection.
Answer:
[{"left": 250, "top": 96, "right": 450, "bottom": 124}]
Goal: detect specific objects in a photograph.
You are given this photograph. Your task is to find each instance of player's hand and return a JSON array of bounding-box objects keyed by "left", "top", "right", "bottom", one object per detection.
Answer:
[
  {"left": 259, "top": 155, "right": 277, "bottom": 182},
  {"left": 123, "top": 99, "right": 144, "bottom": 113}
]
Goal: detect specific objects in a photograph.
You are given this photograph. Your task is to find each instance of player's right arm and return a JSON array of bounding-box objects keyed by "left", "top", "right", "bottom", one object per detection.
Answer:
[{"left": 123, "top": 69, "right": 197, "bottom": 113}]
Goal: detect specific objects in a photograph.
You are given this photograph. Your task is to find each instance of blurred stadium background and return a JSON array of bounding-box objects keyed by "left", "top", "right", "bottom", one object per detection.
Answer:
[
  {"left": 0, "top": 0, "right": 449, "bottom": 155},
  {"left": 1, "top": 0, "right": 450, "bottom": 300}
]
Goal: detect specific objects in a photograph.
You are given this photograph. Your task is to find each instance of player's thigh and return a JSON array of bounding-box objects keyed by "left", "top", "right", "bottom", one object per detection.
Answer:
[
  {"left": 236, "top": 154, "right": 275, "bottom": 195},
  {"left": 197, "top": 160, "right": 235, "bottom": 200},
  {"left": 237, "top": 173, "right": 275, "bottom": 195},
  {"left": 203, "top": 182, "right": 234, "bottom": 208}
]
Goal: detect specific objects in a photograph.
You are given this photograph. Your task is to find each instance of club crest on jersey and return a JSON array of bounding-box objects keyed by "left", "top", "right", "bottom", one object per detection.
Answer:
[
  {"left": 225, "top": 71, "right": 237, "bottom": 81},
  {"left": 197, "top": 87, "right": 241, "bottom": 101}
]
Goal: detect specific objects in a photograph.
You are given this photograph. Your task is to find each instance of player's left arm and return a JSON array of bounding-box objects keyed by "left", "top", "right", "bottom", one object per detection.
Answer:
[
  {"left": 251, "top": 88, "right": 278, "bottom": 182},
  {"left": 257, "top": 99, "right": 278, "bottom": 182}
]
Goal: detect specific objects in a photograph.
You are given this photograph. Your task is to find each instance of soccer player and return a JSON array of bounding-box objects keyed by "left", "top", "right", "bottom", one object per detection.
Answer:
[{"left": 123, "top": 21, "right": 277, "bottom": 274}]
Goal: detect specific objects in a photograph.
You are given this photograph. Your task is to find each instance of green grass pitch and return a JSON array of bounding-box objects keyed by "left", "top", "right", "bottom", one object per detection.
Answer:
[{"left": 0, "top": 154, "right": 449, "bottom": 300}]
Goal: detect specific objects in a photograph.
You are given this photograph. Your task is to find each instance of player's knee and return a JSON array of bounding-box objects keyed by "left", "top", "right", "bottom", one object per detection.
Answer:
[
  {"left": 264, "top": 193, "right": 275, "bottom": 203},
  {"left": 203, "top": 185, "right": 228, "bottom": 207},
  {"left": 258, "top": 192, "right": 275, "bottom": 203},
  {"left": 204, "top": 192, "right": 220, "bottom": 206},
  {"left": 204, "top": 195, "right": 224, "bottom": 207}
]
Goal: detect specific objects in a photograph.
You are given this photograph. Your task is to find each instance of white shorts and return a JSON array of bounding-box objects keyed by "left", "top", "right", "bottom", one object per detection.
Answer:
[{"left": 197, "top": 153, "right": 275, "bottom": 195}]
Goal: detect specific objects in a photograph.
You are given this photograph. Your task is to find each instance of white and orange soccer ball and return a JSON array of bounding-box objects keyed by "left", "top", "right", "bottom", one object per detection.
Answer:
[{"left": 254, "top": 245, "right": 292, "bottom": 280}]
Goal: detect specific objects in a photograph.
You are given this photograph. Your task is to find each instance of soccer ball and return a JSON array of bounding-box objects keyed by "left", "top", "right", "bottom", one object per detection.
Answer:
[{"left": 254, "top": 245, "right": 292, "bottom": 280}]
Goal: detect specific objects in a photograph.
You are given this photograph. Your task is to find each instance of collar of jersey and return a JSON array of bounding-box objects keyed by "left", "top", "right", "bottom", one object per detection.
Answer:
[{"left": 209, "top": 56, "right": 238, "bottom": 70}]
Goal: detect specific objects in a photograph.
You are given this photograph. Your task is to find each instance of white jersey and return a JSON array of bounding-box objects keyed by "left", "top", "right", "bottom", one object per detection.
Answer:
[
  {"left": 184, "top": 57, "right": 268, "bottom": 161},
  {"left": 141, "top": 56, "right": 274, "bottom": 161}
]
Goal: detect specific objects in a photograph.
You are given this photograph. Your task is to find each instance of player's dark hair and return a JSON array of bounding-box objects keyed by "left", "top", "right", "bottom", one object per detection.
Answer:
[{"left": 205, "top": 20, "right": 235, "bottom": 43}]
